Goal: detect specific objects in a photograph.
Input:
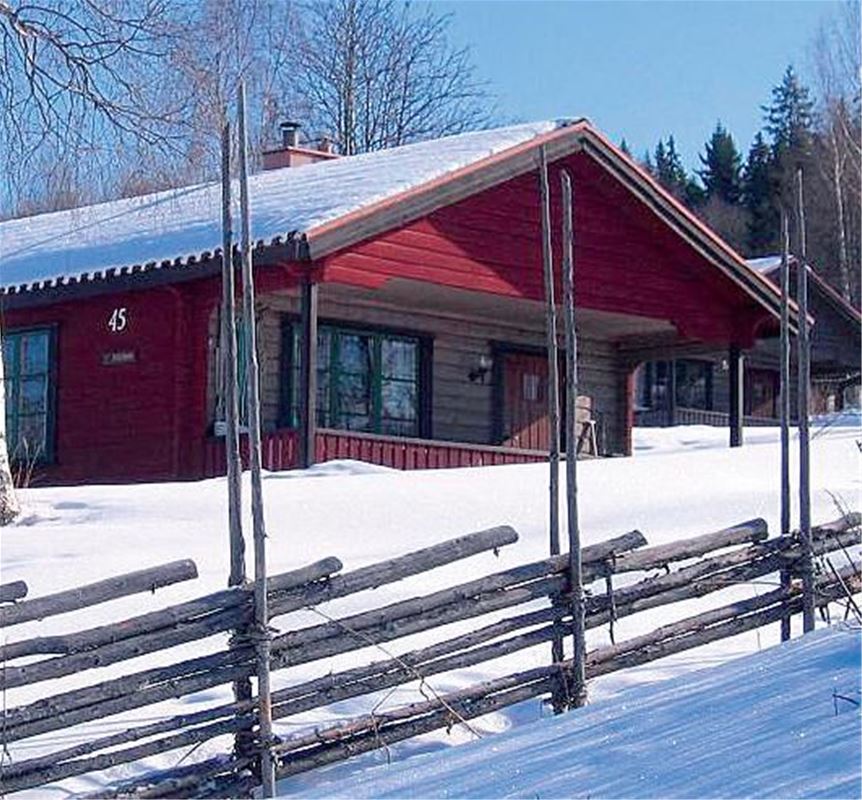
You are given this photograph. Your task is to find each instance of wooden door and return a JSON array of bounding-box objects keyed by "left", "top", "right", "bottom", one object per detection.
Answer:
[
  {"left": 501, "top": 352, "right": 551, "bottom": 450},
  {"left": 746, "top": 368, "right": 778, "bottom": 419}
]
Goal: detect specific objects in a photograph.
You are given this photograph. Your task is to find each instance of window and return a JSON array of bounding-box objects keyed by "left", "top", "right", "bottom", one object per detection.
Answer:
[
  {"left": 3, "top": 329, "right": 54, "bottom": 462},
  {"left": 283, "top": 322, "right": 424, "bottom": 437},
  {"left": 675, "top": 360, "right": 713, "bottom": 410},
  {"left": 636, "top": 359, "right": 713, "bottom": 411}
]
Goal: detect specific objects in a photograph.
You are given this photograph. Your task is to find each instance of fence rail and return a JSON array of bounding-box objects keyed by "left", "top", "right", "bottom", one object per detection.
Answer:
[{"left": 1, "top": 514, "right": 859, "bottom": 797}]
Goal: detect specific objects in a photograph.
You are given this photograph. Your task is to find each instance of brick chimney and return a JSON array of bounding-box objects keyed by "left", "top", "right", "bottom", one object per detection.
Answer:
[{"left": 261, "top": 122, "right": 340, "bottom": 170}]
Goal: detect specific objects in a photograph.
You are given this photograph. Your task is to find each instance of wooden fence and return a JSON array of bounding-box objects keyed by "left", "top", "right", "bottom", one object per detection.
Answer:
[{"left": 1, "top": 514, "right": 859, "bottom": 798}]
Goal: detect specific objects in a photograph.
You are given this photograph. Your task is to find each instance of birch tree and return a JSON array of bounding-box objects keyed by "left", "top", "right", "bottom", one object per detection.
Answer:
[{"left": 293, "top": 0, "right": 490, "bottom": 154}]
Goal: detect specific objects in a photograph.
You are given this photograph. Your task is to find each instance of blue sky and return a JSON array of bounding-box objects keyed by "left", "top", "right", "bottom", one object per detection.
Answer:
[{"left": 430, "top": 1, "right": 838, "bottom": 171}]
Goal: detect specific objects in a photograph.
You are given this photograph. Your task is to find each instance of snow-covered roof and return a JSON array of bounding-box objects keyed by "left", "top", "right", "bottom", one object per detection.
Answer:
[
  {"left": 0, "top": 121, "right": 567, "bottom": 293},
  {"left": 745, "top": 255, "right": 784, "bottom": 274}
]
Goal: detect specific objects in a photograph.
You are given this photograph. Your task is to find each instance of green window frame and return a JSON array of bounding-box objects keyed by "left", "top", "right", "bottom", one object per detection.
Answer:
[
  {"left": 3, "top": 328, "right": 56, "bottom": 463},
  {"left": 282, "top": 321, "right": 425, "bottom": 438}
]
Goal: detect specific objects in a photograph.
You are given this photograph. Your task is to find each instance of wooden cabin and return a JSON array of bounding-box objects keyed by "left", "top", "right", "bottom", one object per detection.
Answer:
[
  {"left": 1, "top": 120, "right": 795, "bottom": 484},
  {"left": 635, "top": 255, "right": 860, "bottom": 428}
]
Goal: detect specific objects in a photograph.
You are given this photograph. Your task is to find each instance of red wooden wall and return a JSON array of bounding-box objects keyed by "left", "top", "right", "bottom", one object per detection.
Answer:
[
  {"left": 4, "top": 282, "right": 215, "bottom": 485},
  {"left": 320, "top": 151, "right": 768, "bottom": 346}
]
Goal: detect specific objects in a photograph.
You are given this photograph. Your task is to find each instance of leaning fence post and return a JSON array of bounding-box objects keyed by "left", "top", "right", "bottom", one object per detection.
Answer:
[
  {"left": 795, "top": 167, "right": 815, "bottom": 633},
  {"left": 538, "top": 145, "right": 566, "bottom": 712},
  {"left": 220, "top": 116, "right": 253, "bottom": 766},
  {"left": 560, "top": 169, "right": 586, "bottom": 708},
  {"left": 779, "top": 209, "right": 792, "bottom": 642},
  {"left": 238, "top": 82, "right": 277, "bottom": 797}
]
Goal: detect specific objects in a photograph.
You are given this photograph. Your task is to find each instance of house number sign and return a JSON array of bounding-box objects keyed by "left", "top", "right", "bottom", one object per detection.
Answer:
[{"left": 108, "top": 307, "right": 128, "bottom": 333}]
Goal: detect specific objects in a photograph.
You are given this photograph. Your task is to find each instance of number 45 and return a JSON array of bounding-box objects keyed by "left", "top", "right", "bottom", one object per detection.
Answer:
[{"left": 108, "top": 307, "right": 128, "bottom": 333}]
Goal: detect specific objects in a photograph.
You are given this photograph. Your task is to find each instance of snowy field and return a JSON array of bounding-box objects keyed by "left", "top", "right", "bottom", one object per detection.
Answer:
[
  {"left": 1, "top": 417, "right": 860, "bottom": 797},
  {"left": 303, "top": 625, "right": 862, "bottom": 800}
]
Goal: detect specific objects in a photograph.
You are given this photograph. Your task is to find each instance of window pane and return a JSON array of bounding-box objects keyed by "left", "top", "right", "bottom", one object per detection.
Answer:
[
  {"left": 338, "top": 334, "right": 372, "bottom": 375},
  {"left": 20, "top": 377, "right": 46, "bottom": 415},
  {"left": 337, "top": 371, "right": 371, "bottom": 418},
  {"left": 3, "top": 337, "right": 18, "bottom": 376},
  {"left": 381, "top": 339, "right": 416, "bottom": 380},
  {"left": 382, "top": 380, "right": 417, "bottom": 421},
  {"left": 21, "top": 333, "right": 49, "bottom": 375},
  {"left": 16, "top": 414, "right": 46, "bottom": 457}
]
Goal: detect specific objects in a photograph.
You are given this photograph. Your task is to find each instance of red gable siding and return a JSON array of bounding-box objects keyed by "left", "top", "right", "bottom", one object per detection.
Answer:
[{"left": 320, "top": 151, "right": 768, "bottom": 346}]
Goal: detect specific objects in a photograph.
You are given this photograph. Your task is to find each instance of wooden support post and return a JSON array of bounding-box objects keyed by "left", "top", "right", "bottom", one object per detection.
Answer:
[
  {"left": 221, "top": 115, "right": 252, "bottom": 776},
  {"left": 779, "top": 209, "right": 792, "bottom": 642},
  {"left": 667, "top": 359, "right": 677, "bottom": 427},
  {"left": 560, "top": 169, "right": 586, "bottom": 708},
  {"left": 220, "top": 120, "right": 246, "bottom": 587},
  {"left": 237, "top": 83, "right": 276, "bottom": 798},
  {"left": 795, "top": 167, "right": 815, "bottom": 634},
  {"left": 538, "top": 146, "right": 564, "bottom": 711},
  {"left": 728, "top": 345, "right": 744, "bottom": 448},
  {"left": 298, "top": 277, "right": 319, "bottom": 469}
]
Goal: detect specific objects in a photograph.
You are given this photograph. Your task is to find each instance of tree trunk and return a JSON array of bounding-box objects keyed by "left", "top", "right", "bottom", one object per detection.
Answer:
[{"left": 0, "top": 336, "right": 20, "bottom": 525}]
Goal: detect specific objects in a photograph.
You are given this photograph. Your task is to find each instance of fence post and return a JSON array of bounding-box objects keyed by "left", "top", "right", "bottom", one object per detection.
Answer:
[
  {"left": 538, "top": 146, "right": 566, "bottom": 713},
  {"left": 779, "top": 209, "right": 792, "bottom": 642},
  {"left": 560, "top": 169, "right": 586, "bottom": 708},
  {"left": 220, "top": 117, "right": 252, "bottom": 768},
  {"left": 237, "top": 83, "right": 277, "bottom": 796},
  {"left": 795, "top": 167, "right": 815, "bottom": 633}
]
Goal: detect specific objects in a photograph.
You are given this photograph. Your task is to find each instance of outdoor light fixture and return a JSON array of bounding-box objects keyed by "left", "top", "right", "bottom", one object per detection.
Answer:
[{"left": 469, "top": 354, "right": 493, "bottom": 383}]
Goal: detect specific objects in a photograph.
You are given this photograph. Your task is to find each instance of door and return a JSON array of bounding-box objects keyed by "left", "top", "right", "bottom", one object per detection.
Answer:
[{"left": 500, "top": 352, "right": 552, "bottom": 450}]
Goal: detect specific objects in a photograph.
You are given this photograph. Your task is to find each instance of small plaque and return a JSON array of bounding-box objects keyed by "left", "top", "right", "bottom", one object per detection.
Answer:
[{"left": 102, "top": 350, "right": 136, "bottom": 366}]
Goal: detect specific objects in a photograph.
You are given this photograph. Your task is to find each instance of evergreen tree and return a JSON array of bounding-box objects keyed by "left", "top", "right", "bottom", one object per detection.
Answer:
[
  {"left": 698, "top": 122, "right": 743, "bottom": 204},
  {"left": 653, "top": 136, "right": 703, "bottom": 208},
  {"left": 742, "top": 132, "right": 778, "bottom": 255},
  {"left": 763, "top": 65, "right": 815, "bottom": 158},
  {"left": 619, "top": 138, "right": 632, "bottom": 158}
]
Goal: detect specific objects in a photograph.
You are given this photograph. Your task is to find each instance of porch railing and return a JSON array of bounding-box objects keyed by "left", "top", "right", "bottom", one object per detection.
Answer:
[
  {"left": 635, "top": 407, "right": 787, "bottom": 428},
  {"left": 203, "top": 428, "right": 547, "bottom": 477}
]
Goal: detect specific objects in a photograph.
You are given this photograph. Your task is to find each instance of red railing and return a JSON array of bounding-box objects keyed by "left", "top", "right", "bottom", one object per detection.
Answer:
[{"left": 203, "top": 428, "right": 546, "bottom": 477}]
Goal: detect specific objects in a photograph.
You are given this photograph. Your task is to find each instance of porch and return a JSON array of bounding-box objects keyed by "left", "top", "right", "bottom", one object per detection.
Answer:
[{"left": 202, "top": 427, "right": 549, "bottom": 477}]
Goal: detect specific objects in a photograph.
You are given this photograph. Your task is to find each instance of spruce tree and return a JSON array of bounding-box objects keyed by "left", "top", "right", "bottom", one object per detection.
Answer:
[
  {"left": 763, "top": 65, "right": 815, "bottom": 159},
  {"left": 742, "top": 132, "right": 778, "bottom": 255},
  {"left": 698, "top": 122, "right": 743, "bottom": 204}
]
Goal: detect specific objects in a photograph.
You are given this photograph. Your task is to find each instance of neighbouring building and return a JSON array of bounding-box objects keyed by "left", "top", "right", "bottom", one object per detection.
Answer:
[
  {"left": 1, "top": 119, "right": 796, "bottom": 485},
  {"left": 635, "top": 255, "right": 860, "bottom": 428}
]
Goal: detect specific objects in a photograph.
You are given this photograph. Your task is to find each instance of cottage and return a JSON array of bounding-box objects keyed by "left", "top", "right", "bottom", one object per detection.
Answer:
[
  {"left": 1, "top": 119, "right": 794, "bottom": 485},
  {"left": 635, "top": 255, "right": 860, "bottom": 428}
]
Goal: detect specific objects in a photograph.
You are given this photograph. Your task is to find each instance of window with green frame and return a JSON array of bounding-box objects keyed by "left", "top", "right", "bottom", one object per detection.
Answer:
[
  {"left": 282, "top": 322, "right": 423, "bottom": 437},
  {"left": 3, "top": 328, "right": 54, "bottom": 462}
]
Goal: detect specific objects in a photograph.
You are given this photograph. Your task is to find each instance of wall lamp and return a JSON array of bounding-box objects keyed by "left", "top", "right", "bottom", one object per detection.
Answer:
[{"left": 469, "top": 354, "right": 493, "bottom": 384}]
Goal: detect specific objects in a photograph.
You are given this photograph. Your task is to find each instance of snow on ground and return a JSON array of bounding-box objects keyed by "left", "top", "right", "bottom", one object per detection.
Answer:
[
  {"left": 1, "top": 420, "right": 860, "bottom": 797},
  {"left": 298, "top": 625, "right": 862, "bottom": 800}
]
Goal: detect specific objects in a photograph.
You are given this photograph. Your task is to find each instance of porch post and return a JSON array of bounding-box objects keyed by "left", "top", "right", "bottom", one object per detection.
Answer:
[
  {"left": 299, "top": 275, "right": 318, "bottom": 468},
  {"left": 667, "top": 360, "right": 677, "bottom": 426},
  {"left": 729, "top": 344, "right": 744, "bottom": 447}
]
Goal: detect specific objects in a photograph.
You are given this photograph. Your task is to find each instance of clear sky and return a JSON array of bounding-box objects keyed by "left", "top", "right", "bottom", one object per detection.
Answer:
[{"left": 429, "top": 0, "right": 839, "bottom": 171}]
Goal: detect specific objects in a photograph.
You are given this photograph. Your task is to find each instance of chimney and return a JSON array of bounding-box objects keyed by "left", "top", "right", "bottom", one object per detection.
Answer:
[
  {"left": 280, "top": 121, "right": 301, "bottom": 148},
  {"left": 262, "top": 121, "right": 340, "bottom": 171}
]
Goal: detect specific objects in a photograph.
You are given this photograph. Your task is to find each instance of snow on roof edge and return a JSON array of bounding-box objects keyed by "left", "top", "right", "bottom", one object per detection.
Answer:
[{"left": 0, "top": 121, "right": 571, "bottom": 295}]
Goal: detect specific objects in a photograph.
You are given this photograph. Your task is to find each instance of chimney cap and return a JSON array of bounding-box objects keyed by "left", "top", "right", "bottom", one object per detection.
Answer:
[{"left": 280, "top": 120, "right": 301, "bottom": 131}]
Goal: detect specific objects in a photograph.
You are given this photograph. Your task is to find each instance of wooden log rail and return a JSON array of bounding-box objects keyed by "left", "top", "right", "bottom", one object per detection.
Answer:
[
  {"left": 0, "top": 580, "right": 28, "bottom": 604},
  {"left": 0, "top": 561, "right": 199, "bottom": 628},
  {"left": 2, "top": 515, "right": 859, "bottom": 796}
]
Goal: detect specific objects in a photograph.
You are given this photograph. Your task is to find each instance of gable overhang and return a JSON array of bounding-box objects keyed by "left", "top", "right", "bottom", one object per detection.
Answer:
[{"left": 304, "top": 121, "right": 801, "bottom": 336}]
